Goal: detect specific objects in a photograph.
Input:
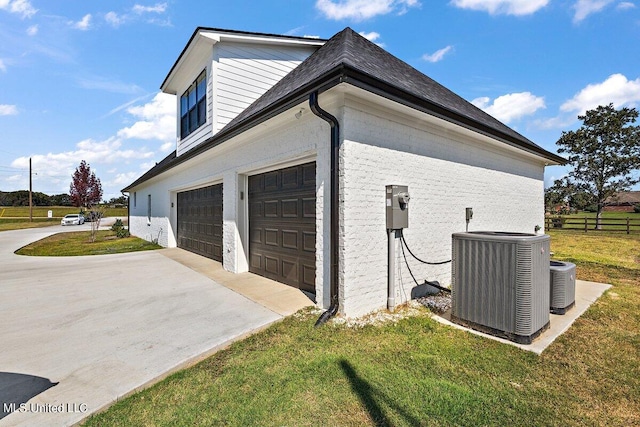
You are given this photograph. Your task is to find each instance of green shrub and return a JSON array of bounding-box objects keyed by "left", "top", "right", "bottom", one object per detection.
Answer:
[
  {"left": 110, "top": 218, "right": 130, "bottom": 238},
  {"left": 634, "top": 204, "right": 640, "bottom": 213}
]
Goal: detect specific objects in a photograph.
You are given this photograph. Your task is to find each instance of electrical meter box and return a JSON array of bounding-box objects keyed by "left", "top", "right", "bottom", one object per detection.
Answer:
[{"left": 386, "top": 185, "right": 410, "bottom": 229}]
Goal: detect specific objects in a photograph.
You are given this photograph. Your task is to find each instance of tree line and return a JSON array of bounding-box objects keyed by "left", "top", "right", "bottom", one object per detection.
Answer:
[
  {"left": 0, "top": 191, "right": 73, "bottom": 207},
  {"left": 2, "top": 160, "right": 126, "bottom": 207},
  {"left": 0, "top": 191, "right": 127, "bottom": 207}
]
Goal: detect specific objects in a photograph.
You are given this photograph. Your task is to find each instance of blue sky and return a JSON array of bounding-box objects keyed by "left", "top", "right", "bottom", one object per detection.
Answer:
[{"left": 1, "top": 0, "right": 639, "bottom": 200}]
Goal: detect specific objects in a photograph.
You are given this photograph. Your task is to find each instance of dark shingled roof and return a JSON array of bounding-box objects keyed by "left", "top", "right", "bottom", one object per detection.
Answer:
[{"left": 124, "top": 27, "right": 564, "bottom": 191}]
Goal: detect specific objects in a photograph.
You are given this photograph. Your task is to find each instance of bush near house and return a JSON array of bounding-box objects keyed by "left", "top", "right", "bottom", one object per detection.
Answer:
[{"left": 110, "top": 218, "right": 130, "bottom": 238}]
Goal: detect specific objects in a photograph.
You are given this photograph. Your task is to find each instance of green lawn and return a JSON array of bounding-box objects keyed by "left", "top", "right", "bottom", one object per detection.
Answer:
[
  {"left": 0, "top": 206, "right": 128, "bottom": 232},
  {"left": 0, "top": 218, "right": 61, "bottom": 232},
  {"left": 0, "top": 205, "right": 128, "bottom": 218},
  {"left": 83, "top": 230, "right": 640, "bottom": 427},
  {"left": 15, "top": 230, "right": 160, "bottom": 256}
]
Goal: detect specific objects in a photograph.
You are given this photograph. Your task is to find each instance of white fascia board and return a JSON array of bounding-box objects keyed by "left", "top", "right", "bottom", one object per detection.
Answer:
[
  {"left": 162, "top": 29, "right": 325, "bottom": 94},
  {"left": 162, "top": 34, "right": 217, "bottom": 95},
  {"left": 215, "top": 32, "right": 325, "bottom": 47}
]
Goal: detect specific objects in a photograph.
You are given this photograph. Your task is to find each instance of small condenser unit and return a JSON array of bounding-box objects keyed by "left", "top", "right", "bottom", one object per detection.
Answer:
[
  {"left": 549, "top": 261, "right": 576, "bottom": 315},
  {"left": 451, "top": 232, "right": 551, "bottom": 344}
]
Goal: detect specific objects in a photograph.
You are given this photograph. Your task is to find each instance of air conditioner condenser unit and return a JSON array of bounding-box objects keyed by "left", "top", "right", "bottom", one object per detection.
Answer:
[
  {"left": 451, "top": 231, "right": 551, "bottom": 344},
  {"left": 549, "top": 260, "right": 576, "bottom": 315}
]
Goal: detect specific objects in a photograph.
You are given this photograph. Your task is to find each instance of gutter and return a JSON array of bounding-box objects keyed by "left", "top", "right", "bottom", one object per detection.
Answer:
[{"left": 309, "top": 91, "right": 340, "bottom": 326}]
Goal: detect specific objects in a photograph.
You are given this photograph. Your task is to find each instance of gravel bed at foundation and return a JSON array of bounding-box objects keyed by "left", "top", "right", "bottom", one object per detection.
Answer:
[
  {"left": 298, "top": 291, "right": 452, "bottom": 328},
  {"left": 415, "top": 291, "right": 452, "bottom": 314}
]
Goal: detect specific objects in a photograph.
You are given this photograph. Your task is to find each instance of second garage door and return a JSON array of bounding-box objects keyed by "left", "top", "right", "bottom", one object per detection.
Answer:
[
  {"left": 177, "top": 184, "right": 223, "bottom": 262},
  {"left": 249, "top": 162, "right": 316, "bottom": 293}
]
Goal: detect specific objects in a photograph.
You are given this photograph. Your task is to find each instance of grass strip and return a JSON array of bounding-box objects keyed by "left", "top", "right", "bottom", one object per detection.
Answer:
[
  {"left": 0, "top": 218, "right": 61, "bottom": 232},
  {"left": 15, "top": 230, "right": 161, "bottom": 256}
]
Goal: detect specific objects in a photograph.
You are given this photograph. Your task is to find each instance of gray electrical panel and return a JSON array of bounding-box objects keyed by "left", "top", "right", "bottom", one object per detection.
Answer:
[{"left": 386, "top": 185, "right": 410, "bottom": 229}]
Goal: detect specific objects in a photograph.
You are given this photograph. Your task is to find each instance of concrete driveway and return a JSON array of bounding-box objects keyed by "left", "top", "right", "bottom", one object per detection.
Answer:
[{"left": 0, "top": 223, "right": 282, "bottom": 426}]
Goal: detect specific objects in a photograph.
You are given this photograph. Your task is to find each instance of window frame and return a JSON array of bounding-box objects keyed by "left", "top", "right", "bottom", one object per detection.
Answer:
[{"left": 180, "top": 69, "right": 207, "bottom": 139}]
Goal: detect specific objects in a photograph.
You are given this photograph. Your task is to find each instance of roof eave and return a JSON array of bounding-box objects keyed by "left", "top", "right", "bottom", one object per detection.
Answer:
[
  {"left": 127, "top": 64, "right": 566, "bottom": 191},
  {"left": 160, "top": 27, "right": 327, "bottom": 94},
  {"left": 338, "top": 66, "right": 567, "bottom": 166}
]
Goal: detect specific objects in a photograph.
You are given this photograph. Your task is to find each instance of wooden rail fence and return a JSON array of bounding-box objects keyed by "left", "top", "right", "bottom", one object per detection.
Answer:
[{"left": 545, "top": 216, "right": 640, "bottom": 234}]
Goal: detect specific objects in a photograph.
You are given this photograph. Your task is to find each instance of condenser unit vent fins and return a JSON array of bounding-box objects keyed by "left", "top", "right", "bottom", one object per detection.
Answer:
[{"left": 451, "top": 231, "right": 550, "bottom": 344}]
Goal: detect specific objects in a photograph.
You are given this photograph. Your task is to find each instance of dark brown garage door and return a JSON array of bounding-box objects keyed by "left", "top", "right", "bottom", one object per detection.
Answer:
[
  {"left": 177, "top": 184, "right": 223, "bottom": 263},
  {"left": 249, "top": 162, "right": 316, "bottom": 293}
]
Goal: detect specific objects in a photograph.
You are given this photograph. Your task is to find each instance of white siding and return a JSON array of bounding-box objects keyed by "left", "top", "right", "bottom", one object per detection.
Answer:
[
  {"left": 176, "top": 42, "right": 317, "bottom": 157},
  {"left": 214, "top": 43, "right": 317, "bottom": 132}
]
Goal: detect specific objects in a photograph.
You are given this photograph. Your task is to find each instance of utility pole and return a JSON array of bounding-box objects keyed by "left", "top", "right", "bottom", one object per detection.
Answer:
[{"left": 29, "top": 157, "right": 33, "bottom": 222}]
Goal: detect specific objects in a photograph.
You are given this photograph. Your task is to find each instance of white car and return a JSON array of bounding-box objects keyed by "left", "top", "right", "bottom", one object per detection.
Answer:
[{"left": 61, "top": 214, "right": 85, "bottom": 226}]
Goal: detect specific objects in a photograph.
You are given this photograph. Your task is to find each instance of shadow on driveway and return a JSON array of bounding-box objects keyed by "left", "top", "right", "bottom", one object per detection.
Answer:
[{"left": 0, "top": 372, "right": 58, "bottom": 419}]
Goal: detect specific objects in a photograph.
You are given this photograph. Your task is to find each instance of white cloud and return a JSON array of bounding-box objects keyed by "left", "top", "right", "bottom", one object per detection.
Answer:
[
  {"left": 0, "top": 0, "right": 37, "bottom": 18},
  {"left": 0, "top": 59, "right": 6, "bottom": 72},
  {"left": 9, "top": 137, "right": 155, "bottom": 194},
  {"left": 132, "top": 3, "right": 168, "bottom": 14},
  {"left": 105, "top": 11, "right": 124, "bottom": 27},
  {"left": 358, "top": 31, "right": 385, "bottom": 47},
  {"left": 71, "top": 14, "right": 92, "bottom": 31},
  {"left": 472, "top": 92, "right": 546, "bottom": 123},
  {"left": 0, "top": 104, "right": 18, "bottom": 115},
  {"left": 109, "top": 171, "right": 140, "bottom": 186},
  {"left": 77, "top": 76, "right": 143, "bottom": 94},
  {"left": 617, "top": 1, "right": 636, "bottom": 10},
  {"left": 422, "top": 45, "right": 453, "bottom": 63},
  {"left": 105, "top": 4, "right": 169, "bottom": 27},
  {"left": 560, "top": 73, "right": 640, "bottom": 115},
  {"left": 573, "top": 0, "right": 614, "bottom": 22},
  {"left": 117, "top": 92, "right": 176, "bottom": 143},
  {"left": 315, "top": 0, "right": 420, "bottom": 21},
  {"left": 450, "top": 0, "right": 549, "bottom": 16},
  {"left": 2, "top": 94, "right": 174, "bottom": 195},
  {"left": 26, "top": 24, "right": 37, "bottom": 35},
  {"left": 359, "top": 31, "right": 381, "bottom": 41}
]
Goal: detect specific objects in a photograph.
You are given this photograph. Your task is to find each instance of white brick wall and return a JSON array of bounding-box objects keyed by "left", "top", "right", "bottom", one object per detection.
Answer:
[
  {"left": 339, "top": 101, "right": 546, "bottom": 317},
  {"left": 128, "top": 88, "right": 548, "bottom": 319}
]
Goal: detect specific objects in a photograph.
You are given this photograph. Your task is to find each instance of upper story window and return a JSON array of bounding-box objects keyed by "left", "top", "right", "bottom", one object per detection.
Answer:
[{"left": 180, "top": 70, "right": 207, "bottom": 139}]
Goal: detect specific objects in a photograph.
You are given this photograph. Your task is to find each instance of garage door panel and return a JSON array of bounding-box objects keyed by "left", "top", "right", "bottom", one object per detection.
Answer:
[
  {"left": 302, "top": 264, "right": 315, "bottom": 288},
  {"left": 251, "top": 252, "right": 262, "bottom": 269},
  {"left": 281, "top": 199, "right": 298, "bottom": 217},
  {"left": 302, "top": 163, "right": 315, "bottom": 186},
  {"left": 249, "top": 162, "right": 316, "bottom": 293},
  {"left": 282, "top": 229, "right": 298, "bottom": 250},
  {"left": 302, "top": 198, "right": 315, "bottom": 218},
  {"left": 264, "top": 200, "right": 278, "bottom": 217},
  {"left": 302, "top": 231, "right": 315, "bottom": 252},
  {"left": 265, "top": 228, "right": 279, "bottom": 246},
  {"left": 177, "top": 183, "right": 223, "bottom": 263},
  {"left": 282, "top": 168, "right": 298, "bottom": 189},
  {"left": 264, "top": 172, "right": 278, "bottom": 191},
  {"left": 265, "top": 256, "right": 279, "bottom": 275},
  {"left": 282, "top": 258, "right": 298, "bottom": 282}
]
